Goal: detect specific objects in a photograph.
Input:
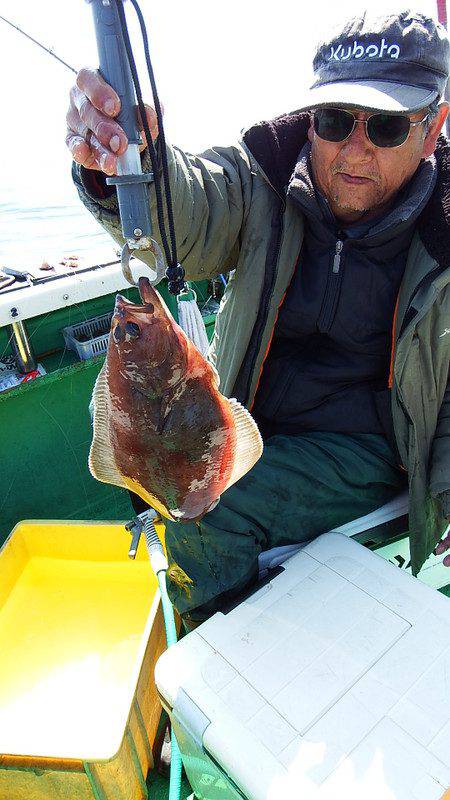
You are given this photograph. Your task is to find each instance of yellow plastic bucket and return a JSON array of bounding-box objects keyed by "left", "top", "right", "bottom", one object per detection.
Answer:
[{"left": 0, "top": 519, "right": 167, "bottom": 800}]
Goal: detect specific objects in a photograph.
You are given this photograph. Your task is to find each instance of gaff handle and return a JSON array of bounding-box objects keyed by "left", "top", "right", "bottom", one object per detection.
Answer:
[
  {"left": 88, "top": 0, "right": 139, "bottom": 143},
  {"left": 87, "top": 0, "right": 153, "bottom": 244}
]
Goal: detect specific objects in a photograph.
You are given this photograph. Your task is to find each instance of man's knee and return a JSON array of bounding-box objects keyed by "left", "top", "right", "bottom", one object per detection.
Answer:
[{"left": 165, "top": 518, "right": 259, "bottom": 622}]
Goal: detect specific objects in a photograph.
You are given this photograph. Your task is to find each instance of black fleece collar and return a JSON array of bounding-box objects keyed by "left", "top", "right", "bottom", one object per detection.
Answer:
[{"left": 242, "top": 111, "right": 450, "bottom": 269}]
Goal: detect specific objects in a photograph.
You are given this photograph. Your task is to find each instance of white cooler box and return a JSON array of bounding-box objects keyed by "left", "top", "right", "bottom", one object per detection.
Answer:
[{"left": 155, "top": 533, "right": 450, "bottom": 800}]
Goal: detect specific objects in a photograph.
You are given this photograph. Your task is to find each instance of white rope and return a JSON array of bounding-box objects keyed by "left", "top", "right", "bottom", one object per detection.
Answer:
[{"left": 177, "top": 293, "right": 210, "bottom": 356}]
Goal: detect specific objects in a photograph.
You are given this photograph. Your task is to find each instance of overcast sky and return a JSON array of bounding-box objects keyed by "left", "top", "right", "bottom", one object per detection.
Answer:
[{"left": 0, "top": 0, "right": 440, "bottom": 203}]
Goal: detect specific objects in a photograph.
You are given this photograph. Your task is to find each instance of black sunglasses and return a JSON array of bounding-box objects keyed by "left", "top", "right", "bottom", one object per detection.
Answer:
[{"left": 313, "top": 108, "right": 429, "bottom": 148}]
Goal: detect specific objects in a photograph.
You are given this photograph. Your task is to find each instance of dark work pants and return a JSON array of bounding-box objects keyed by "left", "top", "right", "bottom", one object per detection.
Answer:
[{"left": 163, "top": 432, "right": 407, "bottom": 627}]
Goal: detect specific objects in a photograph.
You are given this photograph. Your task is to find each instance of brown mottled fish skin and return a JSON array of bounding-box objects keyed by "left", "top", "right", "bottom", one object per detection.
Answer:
[{"left": 91, "top": 276, "right": 256, "bottom": 521}]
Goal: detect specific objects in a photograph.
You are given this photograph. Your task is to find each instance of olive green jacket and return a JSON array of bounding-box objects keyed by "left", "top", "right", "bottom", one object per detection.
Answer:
[{"left": 73, "top": 111, "right": 450, "bottom": 575}]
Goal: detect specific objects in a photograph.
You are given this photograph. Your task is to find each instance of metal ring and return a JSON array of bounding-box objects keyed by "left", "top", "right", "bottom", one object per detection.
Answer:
[{"left": 120, "top": 240, "right": 167, "bottom": 287}]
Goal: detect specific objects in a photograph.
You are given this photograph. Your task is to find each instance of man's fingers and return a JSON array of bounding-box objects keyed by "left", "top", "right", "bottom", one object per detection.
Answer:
[
  {"left": 66, "top": 105, "right": 97, "bottom": 169},
  {"left": 71, "top": 86, "right": 128, "bottom": 155},
  {"left": 88, "top": 133, "right": 118, "bottom": 175},
  {"left": 66, "top": 105, "right": 90, "bottom": 140},
  {"left": 67, "top": 88, "right": 124, "bottom": 172},
  {"left": 66, "top": 127, "right": 117, "bottom": 174},
  {"left": 66, "top": 133, "right": 93, "bottom": 167},
  {"left": 67, "top": 68, "right": 160, "bottom": 169},
  {"left": 76, "top": 67, "right": 121, "bottom": 117},
  {"left": 444, "top": 553, "right": 450, "bottom": 567},
  {"left": 434, "top": 532, "right": 450, "bottom": 556},
  {"left": 137, "top": 104, "right": 160, "bottom": 142}
]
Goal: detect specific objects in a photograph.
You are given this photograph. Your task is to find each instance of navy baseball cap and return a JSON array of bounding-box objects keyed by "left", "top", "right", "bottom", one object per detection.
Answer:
[{"left": 298, "top": 10, "right": 450, "bottom": 113}]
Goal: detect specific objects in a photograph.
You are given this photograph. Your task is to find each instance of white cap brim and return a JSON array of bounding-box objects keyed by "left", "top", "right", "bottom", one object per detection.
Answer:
[{"left": 296, "top": 80, "right": 439, "bottom": 113}]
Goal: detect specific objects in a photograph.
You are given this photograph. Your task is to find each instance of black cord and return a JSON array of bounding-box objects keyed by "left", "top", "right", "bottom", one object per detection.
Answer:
[
  {"left": 115, "top": 0, "right": 186, "bottom": 295},
  {"left": 128, "top": 0, "right": 178, "bottom": 277},
  {"left": 115, "top": 2, "right": 170, "bottom": 260}
]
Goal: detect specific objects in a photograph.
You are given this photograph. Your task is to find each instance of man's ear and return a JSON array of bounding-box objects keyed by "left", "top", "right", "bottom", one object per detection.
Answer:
[
  {"left": 307, "top": 113, "right": 314, "bottom": 143},
  {"left": 422, "top": 103, "right": 449, "bottom": 159}
]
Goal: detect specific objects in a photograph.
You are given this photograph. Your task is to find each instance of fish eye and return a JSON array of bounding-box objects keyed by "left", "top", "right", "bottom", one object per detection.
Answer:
[
  {"left": 113, "top": 324, "right": 124, "bottom": 343},
  {"left": 125, "top": 321, "right": 141, "bottom": 340}
]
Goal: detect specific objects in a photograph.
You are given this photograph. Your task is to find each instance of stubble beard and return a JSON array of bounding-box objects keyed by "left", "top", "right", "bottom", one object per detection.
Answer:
[
  {"left": 331, "top": 164, "right": 383, "bottom": 212},
  {"left": 332, "top": 189, "right": 376, "bottom": 214},
  {"left": 330, "top": 176, "right": 386, "bottom": 220}
]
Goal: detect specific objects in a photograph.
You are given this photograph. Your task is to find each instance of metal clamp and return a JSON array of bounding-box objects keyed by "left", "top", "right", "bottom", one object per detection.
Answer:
[{"left": 121, "top": 241, "right": 166, "bottom": 287}]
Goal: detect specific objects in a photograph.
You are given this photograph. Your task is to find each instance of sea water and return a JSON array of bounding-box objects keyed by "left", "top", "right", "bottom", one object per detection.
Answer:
[{"left": 0, "top": 183, "right": 113, "bottom": 267}]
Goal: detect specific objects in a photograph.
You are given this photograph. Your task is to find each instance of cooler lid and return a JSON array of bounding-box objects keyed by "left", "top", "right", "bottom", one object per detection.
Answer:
[{"left": 155, "top": 533, "right": 450, "bottom": 799}]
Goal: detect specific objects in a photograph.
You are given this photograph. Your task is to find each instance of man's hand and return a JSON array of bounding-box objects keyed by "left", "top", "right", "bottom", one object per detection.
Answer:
[
  {"left": 434, "top": 524, "right": 450, "bottom": 566},
  {"left": 66, "top": 68, "right": 160, "bottom": 176}
]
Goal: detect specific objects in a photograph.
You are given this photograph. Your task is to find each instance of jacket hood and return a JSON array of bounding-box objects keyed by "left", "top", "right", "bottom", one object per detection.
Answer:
[{"left": 242, "top": 111, "right": 450, "bottom": 269}]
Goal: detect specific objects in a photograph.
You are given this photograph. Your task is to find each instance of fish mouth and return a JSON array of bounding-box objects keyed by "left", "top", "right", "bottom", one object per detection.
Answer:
[
  {"left": 138, "top": 276, "right": 155, "bottom": 305},
  {"left": 112, "top": 287, "right": 158, "bottom": 345},
  {"left": 115, "top": 277, "right": 157, "bottom": 313},
  {"left": 114, "top": 293, "right": 154, "bottom": 316}
]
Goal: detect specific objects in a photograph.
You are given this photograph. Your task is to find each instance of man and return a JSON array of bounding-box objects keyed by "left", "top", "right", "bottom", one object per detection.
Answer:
[{"left": 67, "top": 10, "right": 450, "bottom": 628}]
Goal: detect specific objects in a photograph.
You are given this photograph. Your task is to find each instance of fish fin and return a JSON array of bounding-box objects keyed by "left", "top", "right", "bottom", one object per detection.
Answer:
[
  {"left": 88, "top": 364, "right": 126, "bottom": 488},
  {"left": 205, "top": 497, "right": 220, "bottom": 514},
  {"left": 89, "top": 368, "right": 177, "bottom": 519},
  {"left": 226, "top": 398, "right": 263, "bottom": 488}
]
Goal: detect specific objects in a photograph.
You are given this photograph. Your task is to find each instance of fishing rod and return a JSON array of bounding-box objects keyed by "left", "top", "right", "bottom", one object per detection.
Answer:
[{"left": 0, "top": 14, "right": 77, "bottom": 74}]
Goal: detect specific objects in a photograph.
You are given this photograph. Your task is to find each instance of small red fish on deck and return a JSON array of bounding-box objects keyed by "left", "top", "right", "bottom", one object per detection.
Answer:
[{"left": 89, "top": 277, "right": 263, "bottom": 521}]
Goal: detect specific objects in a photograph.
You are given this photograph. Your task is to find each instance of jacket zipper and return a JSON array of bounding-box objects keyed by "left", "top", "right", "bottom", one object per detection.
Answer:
[
  {"left": 332, "top": 239, "right": 344, "bottom": 273},
  {"left": 318, "top": 238, "right": 345, "bottom": 332}
]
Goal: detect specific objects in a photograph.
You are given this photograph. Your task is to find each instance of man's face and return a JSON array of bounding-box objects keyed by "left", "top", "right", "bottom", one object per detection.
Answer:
[{"left": 308, "top": 105, "right": 449, "bottom": 223}]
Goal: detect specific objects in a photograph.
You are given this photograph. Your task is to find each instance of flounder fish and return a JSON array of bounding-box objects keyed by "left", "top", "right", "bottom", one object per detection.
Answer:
[{"left": 89, "top": 277, "right": 263, "bottom": 521}]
